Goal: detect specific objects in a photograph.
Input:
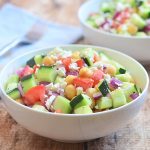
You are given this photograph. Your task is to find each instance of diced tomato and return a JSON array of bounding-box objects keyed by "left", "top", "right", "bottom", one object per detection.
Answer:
[
  {"left": 19, "top": 65, "right": 34, "bottom": 78},
  {"left": 91, "top": 70, "right": 104, "bottom": 86},
  {"left": 73, "top": 77, "right": 94, "bottom": 91},
  {"left": 61, "top": 57, "right": 71, "bottom": 71},
  {"left": 76, "top": 59, "right": 84, "bottom": 68},
  {"left": 23, "top": 85, "right": 46, "bottom": 106},
  {"left": 33, "top": 65, "right": 40, "bottom": 74}
]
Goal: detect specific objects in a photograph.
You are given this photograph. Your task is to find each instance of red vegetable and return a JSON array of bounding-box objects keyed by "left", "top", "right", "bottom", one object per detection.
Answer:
[
  {"left": 91, "top": 70, "right": 104, "bottom": 86},
  {"left": 61, "top": 57, "right": 71, "bottom": 71},
  {"left": 33, "top": 65, "right": 40, "bottom": 74},
  {"left": 23, "top": 85, "right": 46, "bottom": 106},
  {"left": 93, "top": 92, "right": 102, "bottom": 100},
  {"left": 76, "top": 59, "right": 84, "bottom": 68},
  {"left": 18, "top": 65, "right": 34, "bottom": 78},
  {"left": 67, "top": 70, "right": 79, "bottom": 76},
  {"left": 73, "top": 77, "right": 94, "bottom": 91}
]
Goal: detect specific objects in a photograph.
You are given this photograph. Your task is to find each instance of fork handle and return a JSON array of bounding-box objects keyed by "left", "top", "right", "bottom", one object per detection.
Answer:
[{"left": 0, "top": 38, "right": 21, "bottom": 57}]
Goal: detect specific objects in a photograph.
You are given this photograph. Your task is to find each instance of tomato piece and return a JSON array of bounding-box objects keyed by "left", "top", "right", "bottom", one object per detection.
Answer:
[
  {"left": 23, "top": 85, "right": 46, "bottom": 106},
  {"left": 91, "top": 70, "right": 104, "bottom": 86},
  {"left": 73, "top": 77, "right": 94, "bottom": 91},
  {"left": 33, "top": 65, "right": 40, "bottom": 74},
  {"left": 76, "top": 59, "right": 84, "bottom": 68},
  {"left": 19, "top": 65, "right": 34, "bottom": 78},
  {"left": 62, "top": 57, "right": 71, "bottom": 71}
]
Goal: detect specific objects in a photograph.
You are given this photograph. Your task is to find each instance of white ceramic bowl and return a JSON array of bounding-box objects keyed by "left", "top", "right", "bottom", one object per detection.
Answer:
[
  {"left": 78, "top": 0, "right": 150, "bottom": 63},
  {"left": 0, "top": 45, "right": 149, "bottom": 143}
]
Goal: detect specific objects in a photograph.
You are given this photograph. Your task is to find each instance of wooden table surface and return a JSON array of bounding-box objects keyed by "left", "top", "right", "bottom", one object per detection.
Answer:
[{"left": 0, "top": 0, "right": 150, "bottom": 150}]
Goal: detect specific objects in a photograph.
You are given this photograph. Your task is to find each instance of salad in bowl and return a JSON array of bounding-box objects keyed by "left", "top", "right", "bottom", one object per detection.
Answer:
[
  {"left": 4, "top": 47, "right": 141, "bottom": 114},
  {"left": 86, "top": 0, "right": 150, "bottom": 36}
]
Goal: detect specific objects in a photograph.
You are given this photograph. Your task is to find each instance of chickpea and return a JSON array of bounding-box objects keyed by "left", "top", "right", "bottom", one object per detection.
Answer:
[
  {"left": 65, "top": 84, "right": 76, "bottom": 100},
  {"left": 86, "top": 88, "right": 97, "bottom": 98},
  {"left": 42, "top": 56, "right": 55, "bottom": 66},
  {"left": 65, "top": 75, "right": 76, "bottom": 85},
  {"left": 79, "top": 67, "right": 93, "bottom": 78},
  {"left": 72, "top": 51, "right": 80, "bottom": 59},
  {"left": 105, "top": 65, "right": 116, "bottom": 76}
]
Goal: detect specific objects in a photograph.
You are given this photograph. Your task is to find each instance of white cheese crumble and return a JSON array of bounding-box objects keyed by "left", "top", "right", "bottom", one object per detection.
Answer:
[
  {"left": 46, "top": 83, "right": 60, "bottom": 92},
  {"left": 45, "top": 95, "right": 56, "bottom": 110},
  {"left": 104, "top": 74, "right": 111, "bottom": 83},
  {"left": 69, "top": 63, "right": 79, "bottom": 71},
  {"left": 55, "top": 60, "right": 62, "bottom": 66},
  {"left": 76, "top": 87, "right": 83, "bottom": 95},
  {"left": 56, "top": 66, "right": 66, "bottom": 77},
  {"left": 93, "top": 62, "right": 104, "bottom": 69}
]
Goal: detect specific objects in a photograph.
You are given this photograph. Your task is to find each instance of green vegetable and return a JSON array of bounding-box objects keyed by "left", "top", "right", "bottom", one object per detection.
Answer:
[{"left": 98, "top": 80, "right": 109, "bottom": 96}]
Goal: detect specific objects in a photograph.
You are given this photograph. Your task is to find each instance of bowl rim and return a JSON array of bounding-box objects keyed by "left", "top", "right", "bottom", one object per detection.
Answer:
[
  {"left": 78, "top": 0, "right": 150, "bottom": 40},
  {"left": 0, "top": 44, "right": 149, "bottom": 117}
]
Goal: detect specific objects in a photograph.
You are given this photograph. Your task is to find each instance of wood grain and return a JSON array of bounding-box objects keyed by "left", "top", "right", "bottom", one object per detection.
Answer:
[{"left": 0, "top": 0, "right": 150, "bottom": 150}]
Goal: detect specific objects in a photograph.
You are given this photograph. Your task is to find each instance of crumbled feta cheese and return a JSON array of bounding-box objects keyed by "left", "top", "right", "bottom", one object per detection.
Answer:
[
  {"left": 57, "top": 67, "right": 66, "bottom": 77},
  {"left": 116, "top": 2, "right": 125, "bottom": 11},
  {"left": 76, "top": 87, "right": 83, "bottom": 95},
  {"left": 55, "top": 60, "right": 62, "bottom": 66},
  {"left": 104, "top": 74, "right": 111, "bottom": 83},
  {"left": 95, "top": 18, "right": 105, "bottom": 26},
  {"left": 93, "top": 62, "right": 104, "bottom": 69},
  {"left": 95, "top": 105, "right": 99, "bottom": 109},
  {"left": 60, "top": 81, "right": 67, "bottom": 89},
  {"left": 90, "top": 67, "right": 98, "bottom": 72},
  {"left": 69, "top": 63, "right": 79, "bottom": 71},
  {"left": 46, "top": 83, "right": 60, "bottom": 92},
  {"left": 45, "top": 95, "right": 56, "bottom": 110}
]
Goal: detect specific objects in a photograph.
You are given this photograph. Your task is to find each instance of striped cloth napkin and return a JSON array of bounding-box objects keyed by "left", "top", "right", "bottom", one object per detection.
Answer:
[{"left": 0, "top": 4, "right": 82, "bottom": 68}]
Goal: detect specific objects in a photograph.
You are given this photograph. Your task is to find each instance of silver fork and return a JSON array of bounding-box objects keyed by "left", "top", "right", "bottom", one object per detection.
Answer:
[{"left": 0, "top": 22, "right": 48, "bottom": 56}]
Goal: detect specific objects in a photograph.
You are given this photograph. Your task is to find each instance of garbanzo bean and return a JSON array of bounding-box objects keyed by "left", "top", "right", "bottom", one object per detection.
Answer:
[
  {"left": 65, "top": 84, "right": 76, "bottom": 100},
  {"left": 42, "top": 56, "right": 55, "bottom": 66},
  {"left": 79, "top": 67, "right": 93, "bottom": 78},
  {"left": 65, "top": 75, "right": 76, "bottom": 85}
]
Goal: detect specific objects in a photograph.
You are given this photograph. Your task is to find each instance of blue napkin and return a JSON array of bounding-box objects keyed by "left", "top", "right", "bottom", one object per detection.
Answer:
[{"left": 0, "top": 4, "right": 82, "bottom": 67}]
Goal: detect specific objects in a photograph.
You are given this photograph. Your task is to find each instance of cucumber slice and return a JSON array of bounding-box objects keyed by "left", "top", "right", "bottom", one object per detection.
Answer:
[
  {"left": 21, "top": 74, "right": 36, "bottom": 93},
  {"left": 121, "top": 82, "right": 137, "bottom": 102},
  {"left": 26, "top": 57, "right": 35, "bottom": 67},
  {"left": 119, "top": 68, "right": 126, "bottom": 74},
  {"left": 7, "top": 88, "right": 20, "bottom": 99},
  {"left": 97, "top": 97, "right": 112, "bottom": 110},
  {"left": 6, "top": 83, "right": 18, "bottom": 93},
  {"left": 111, "top": 88, "right": 127, "bottom": 108},
  {"left": 32, "top": 104, "right": 48, "bottom": 112},
  {"left": 70, "top": 94, "right": 92, "bottom": 109},
  {"left": 100, "top": 2, "right": 114, "bottom": 13},
  {"left": 86, "top": 18, "right": 98, "bottom": 28},
  {"left": 34, "top": 55, "right": 44, "bottom": 65},
  {"left": 55, "top": 76, "right": 65, "bottom": 84},
  {"left": 82, "top": 57, "right": 93, "bottom": 66},
  {"left": 130, "top": 14, "right": 146, "bottom": 29},
  {"left": 74, "top": 105, "right": 93, "bottom": 114},
  {"left": 36, "top": 66, "right": 57, "bottom": 82},
  {"left": 53, "top": 96, "right": 72, "bottom": 114},
  {"left": 6, "top": 75, "right": 19, "bottom": 85},
  {"left": 115, "top": 73, "right": 133, "bottom": 82},
  {"left": 98, "top": 80, "right": 109, "bottom": 96},
  {"left": 139, "top": 7, "right": 150, "bottom": 19},
  {"left": 136, "top": 32, "right": 147, "bottom": 37}
]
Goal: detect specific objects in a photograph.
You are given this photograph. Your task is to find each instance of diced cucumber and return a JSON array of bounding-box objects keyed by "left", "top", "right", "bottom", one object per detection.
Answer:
[
  {"left": 97, "top": 97, "right": 112, "bottom": 110},
  {"left": 136, "top": 32, "right": 147, "bottom": 37},
  {"left": 34, "top": 55, "right": 44, "bottom": 65},
  {"left": 53, "top": 96, "right": 72, "bottom": 114},
  {"left": 36, "top": 66, "right": 57, "bottom": 82},
  {"left": 21, "top": 74, "right": 36, "bottom": 93},
  {"left": 130, "top": 14, "right": 146, "bottom": 29},
  {"left": 86, "top": 18, "right": 98, "bottom": 28},
  {"left": 26, "top": 57, "right": 35, "bottom": 67},
  {"left": 7, "top": 88, "right": 20, "bottom": 99},
  {"left": 139, "top": 7, "right": 150, "bottom": 19},
  {"left": 100, "top": 2, "right": 114, "bottom": 13},
  {"left": 99, "top": 52, "right": 111, "bottom": 63},
  {"left": 74, "top": 105, "right": 93, "bottom": 114},
  {"left": 115, "top": 73, "right": 133, "bottom": 82},
  {"left": 6, "top": 74, "right": 19, "bottom": 85},
  {"left": 5, "top": 83, "right": 18, "bottom": 93},
  {"left": 121, "top": 82, "right": 137, "bottom": 102},
  {"left": 82, "top": 57, "right": 93, "bottom": 66},
  {"left": 32, "top": 104, "right": 48, "bottom": 112},
  {"left": 119, "top": 68, "right": 126, "bottom": 74},
  {"left": 98, "top": 79, "right": 109, "bottom": 96},
  {"left": 111, "top": 88, "right": 127, "bottom": 108},
  {"left": 55, "top": 76, "right": 65, "bottom": 84},
  {"left": 70, "top": 94, "right": 92, "bottom": 110}
]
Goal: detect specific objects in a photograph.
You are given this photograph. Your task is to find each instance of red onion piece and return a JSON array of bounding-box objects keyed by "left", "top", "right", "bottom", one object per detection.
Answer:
[
  {"left": 52, "top": 92, "right": 59, "bottom": 97},
  {"left": 93, "top": 92, "right": 102, "bottom": 100},
  {"left": 39, "top": 81, "right": 50, "bottom": 86},
  {"left": 18, "top": 82, "right": 24, "bottom": 96},
  {"left": 110, "top": 78, "right": 122, "bottom": 89},
  {"left": 16, "top": 68, "right": 24, "bottom": 77},
  {"left": 113, "top": 11, "right": 121, "bottom": 20},
  {"left": 130, "top": 93, "right": 139, "bottom": 100},
  {"left": 143, "top": 25, "right": 150, "bottom": 33},
  {"left": 67, "top": 71, "right": 79, "bottom": 76}
]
